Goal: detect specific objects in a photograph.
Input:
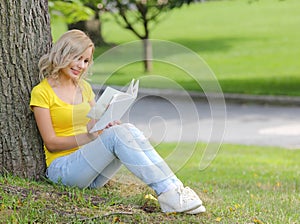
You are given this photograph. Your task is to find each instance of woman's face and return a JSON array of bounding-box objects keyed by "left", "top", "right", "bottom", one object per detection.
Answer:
[{"left": 61, "top": 46, "right": 93, "bottom": 81}]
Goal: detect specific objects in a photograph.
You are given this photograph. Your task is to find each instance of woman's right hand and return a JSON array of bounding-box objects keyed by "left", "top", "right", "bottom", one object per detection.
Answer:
[
  {"left": 87, "top": 119, "right": 98, "bottom": 133},
  {"left": 86, "top": 119, "right": 102, "bottom": 140}
]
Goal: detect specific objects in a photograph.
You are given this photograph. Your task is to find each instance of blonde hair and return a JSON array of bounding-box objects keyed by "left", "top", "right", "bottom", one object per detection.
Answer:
[{"left": 38, "top": 29, "right": 94, "bottom": 82}]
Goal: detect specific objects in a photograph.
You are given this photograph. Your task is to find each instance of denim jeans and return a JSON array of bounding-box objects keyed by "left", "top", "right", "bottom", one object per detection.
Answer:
[{"left": 46, "top": 123, "right": 182, "bottom": 195}]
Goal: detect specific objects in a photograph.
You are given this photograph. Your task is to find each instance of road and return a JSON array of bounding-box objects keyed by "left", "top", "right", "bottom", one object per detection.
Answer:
[{"left": 122, "top": 95, "right": 300, "bottom": 149}]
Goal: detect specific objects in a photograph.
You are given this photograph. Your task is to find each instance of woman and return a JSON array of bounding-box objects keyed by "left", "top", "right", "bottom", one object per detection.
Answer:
[{"left": 30, "top": 29, "right": 205, "bottom": 214}]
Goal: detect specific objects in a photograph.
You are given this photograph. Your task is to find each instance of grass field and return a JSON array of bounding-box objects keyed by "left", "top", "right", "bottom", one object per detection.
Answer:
[
  {"left": 52, "top": 0, "right": 300, "bottom": 96},
  {"left": 1, "top": 143, "right": 299, "bottom": 223}
]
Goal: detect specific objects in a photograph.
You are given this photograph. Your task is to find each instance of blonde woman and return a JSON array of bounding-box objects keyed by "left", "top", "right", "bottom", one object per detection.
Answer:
[{"left": 30, "top": 29, "right": 205, "bottom": 214}]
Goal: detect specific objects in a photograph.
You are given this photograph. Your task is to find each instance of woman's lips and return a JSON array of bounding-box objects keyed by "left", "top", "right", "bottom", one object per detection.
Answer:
[{"left": 71, "top": 68, "right": 81, "bottom": 76}]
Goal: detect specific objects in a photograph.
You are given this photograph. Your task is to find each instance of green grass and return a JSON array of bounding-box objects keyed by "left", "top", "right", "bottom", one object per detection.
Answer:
[
  {"left": 1, "top": 143, "right": 299, "bottom": 223},
  {"left": 51, "top": 0, "right": 300, "bottom": 96},
  {"left": 93, "top": 0, "right": 300, "bottom": 96}
]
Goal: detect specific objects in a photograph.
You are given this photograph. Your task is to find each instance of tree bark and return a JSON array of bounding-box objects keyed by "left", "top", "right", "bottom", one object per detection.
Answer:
[
  {"left": 143, "top": 38, "right": 152, "bottom": 72},
  {"left": 0, "top": 0, "right": 52, "bottom": 179}
]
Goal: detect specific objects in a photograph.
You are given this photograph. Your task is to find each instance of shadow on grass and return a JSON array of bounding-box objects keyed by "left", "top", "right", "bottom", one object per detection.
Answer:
[
  {"left": 92, "top": 72, "right": 300, "bottom": 96},
  {"left": 218, "top": 75, "right": 300, "bottom": 96},
  {"left": 168, "top": 37, "right": 252, "bottom": 53}
]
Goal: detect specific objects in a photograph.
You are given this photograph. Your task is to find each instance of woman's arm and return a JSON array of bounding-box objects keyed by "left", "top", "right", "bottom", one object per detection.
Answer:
[{"left": 32, "top": 106, "right": 98, "bottom": 153}]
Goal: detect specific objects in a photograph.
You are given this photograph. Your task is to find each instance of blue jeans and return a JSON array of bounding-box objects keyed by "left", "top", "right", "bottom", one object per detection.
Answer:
[{"left": 46, "top": 123, "right": 182, "bottom": 195}]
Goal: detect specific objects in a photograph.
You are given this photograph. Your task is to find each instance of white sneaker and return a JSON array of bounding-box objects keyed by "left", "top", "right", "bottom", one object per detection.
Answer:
[
  {"left": 158, "top": 186, "right": 202, "bottom": 213},
  {"left": 186, "top": 205, "right": 206, "bottom": 214}
]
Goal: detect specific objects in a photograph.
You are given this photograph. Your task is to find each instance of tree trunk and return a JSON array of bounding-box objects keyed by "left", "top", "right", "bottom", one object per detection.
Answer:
[
  {"left": 0, "top": 0, "right": 52, "bottom": 179},
  {"left": 68, "top": 11, "right": 107, "bottom": 47},
  {"left": 143, "top": 38, "right": 152, "bottom": 72}
]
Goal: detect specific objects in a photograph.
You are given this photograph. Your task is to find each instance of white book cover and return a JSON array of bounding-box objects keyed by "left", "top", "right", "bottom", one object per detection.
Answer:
[{"left": 88, "top": 79, "right": 139, "bottom": 132}]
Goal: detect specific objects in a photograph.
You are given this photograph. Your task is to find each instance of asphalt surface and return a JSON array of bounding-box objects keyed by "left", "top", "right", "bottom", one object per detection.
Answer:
[{"left": 119, "top": 91, "right": 300, "bottom": 149}]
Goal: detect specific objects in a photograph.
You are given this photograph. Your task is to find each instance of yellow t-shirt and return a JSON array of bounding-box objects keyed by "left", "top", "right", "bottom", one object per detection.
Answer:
[{"left": 30, "top": 79, "right": 95, "bottom": 167}]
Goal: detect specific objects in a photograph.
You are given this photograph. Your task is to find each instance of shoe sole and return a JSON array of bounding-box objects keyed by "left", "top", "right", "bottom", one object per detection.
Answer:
[
  {"left": 161, "top": 201, "right": 202, "bottom": 213},
  {"left": 186, "top": 205, "right": 206, "bottom": 214}
]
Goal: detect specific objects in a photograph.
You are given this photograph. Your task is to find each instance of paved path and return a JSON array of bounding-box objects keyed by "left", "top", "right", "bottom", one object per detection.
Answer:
[{"left": 122, "top": 95, "right": 300, "bottom": 149}]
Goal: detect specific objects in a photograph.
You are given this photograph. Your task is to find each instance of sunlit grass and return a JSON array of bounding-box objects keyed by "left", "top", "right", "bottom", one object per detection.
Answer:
[
  {"left": 1, "top": 143, "right": 299, "bottom": 223},
  {"left": 97, "top": 0, "right": 300, "bottom": 96},
  {"left": 51, "top": 0, "right": 300, "bottom": 96}
]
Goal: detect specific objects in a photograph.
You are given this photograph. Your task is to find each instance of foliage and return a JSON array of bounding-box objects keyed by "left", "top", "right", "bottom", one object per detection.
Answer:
[
  {"left": 0, "top": 143, "right": 299, "bottom": 223},
  {"left": 48, "top": 0, "right": 94, "bottom": 24},
  {"left": 49, "top": 0, "right": 194, "bottom": 30},
  {"left": 102, "top": 0, "right": 194, "bottom": 39}
]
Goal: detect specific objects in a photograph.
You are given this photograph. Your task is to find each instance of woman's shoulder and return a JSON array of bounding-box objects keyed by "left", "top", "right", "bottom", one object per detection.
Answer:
[
  {"left": 32, "top": 79, "right": 49, "bottom": 89},
  {"left": 30, "top": 79, "right": 53, "bottom": 108},
  {"left": 31, "top": 79, "right": 52, "bottom": 95}
]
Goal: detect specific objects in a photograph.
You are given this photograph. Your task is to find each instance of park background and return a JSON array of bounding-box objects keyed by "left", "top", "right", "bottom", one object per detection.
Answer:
[
  {"left": 1, "top": 0, "right": 300, "bottom": 223},
  {"left": 52, "top": 0, "right": 300, "bottom": 96}
]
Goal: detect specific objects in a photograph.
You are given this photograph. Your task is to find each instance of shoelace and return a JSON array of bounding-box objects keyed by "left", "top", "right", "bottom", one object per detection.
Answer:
[{"left": 176, "top": 186, "right": 197, "bottom": 208}]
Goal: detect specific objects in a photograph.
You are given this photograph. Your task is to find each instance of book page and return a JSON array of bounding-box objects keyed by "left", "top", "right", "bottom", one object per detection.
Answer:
[
  {"left": 89, "top": 96, "right": 136, "bottom": 132},
  {"left": 126, "top": 79, "right": 139, "bottom": 97},
  {"left": 87, "top": 87, "right": 122, "bottom": 119},
  {"left": 88, "top": 79, "right": 139, "bottom": 132}
]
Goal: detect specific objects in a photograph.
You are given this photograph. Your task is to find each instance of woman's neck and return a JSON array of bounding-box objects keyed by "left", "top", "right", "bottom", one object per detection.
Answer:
[
  {"left": 47, "top": 76, "right": 83, "bottom": 105},
  {"left": 49, "top": 74, "right": 79, "bottom": 89}
]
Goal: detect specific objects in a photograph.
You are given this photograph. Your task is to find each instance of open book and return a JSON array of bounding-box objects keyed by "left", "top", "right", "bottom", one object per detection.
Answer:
[{"left": 87, "top": 79, "right": 139, "bottom": 133}]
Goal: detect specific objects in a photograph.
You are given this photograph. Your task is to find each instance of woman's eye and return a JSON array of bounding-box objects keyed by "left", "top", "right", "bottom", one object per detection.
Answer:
[{"left": 74, "top": 55, "right": 90, "bottom": 64}]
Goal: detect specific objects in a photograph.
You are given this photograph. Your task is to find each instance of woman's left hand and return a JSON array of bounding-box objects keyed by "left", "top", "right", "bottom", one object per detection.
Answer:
[{"left": 105, "top": 120, "right": 121, "bottom": 129}]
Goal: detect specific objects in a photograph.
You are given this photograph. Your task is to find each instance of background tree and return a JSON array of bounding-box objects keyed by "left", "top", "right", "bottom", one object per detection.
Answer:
[
  {"left": 68, "top": 0, "right": 109, "bottom": 46},
  {"left": 49, "top": 0, "right": 108, "bottom": 46},
  {"left": 0, "top": 0, "right": 52, "bottom": 179},
  {"left": 103, "top": 0, "right": 195, "bottom": 72}
]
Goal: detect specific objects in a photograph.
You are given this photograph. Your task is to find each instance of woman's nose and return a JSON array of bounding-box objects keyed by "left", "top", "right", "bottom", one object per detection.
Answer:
[{"left": 78, "top": 60, "right": 85, "bottom": 69}]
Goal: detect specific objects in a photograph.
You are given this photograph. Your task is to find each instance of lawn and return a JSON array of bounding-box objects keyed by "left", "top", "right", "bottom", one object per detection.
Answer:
[
  {"left": 52, "top": 0, "right": 300, "bottom": 96},
  {"left": 1, "top": 143, "right": 299, "bottom": 223}
]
